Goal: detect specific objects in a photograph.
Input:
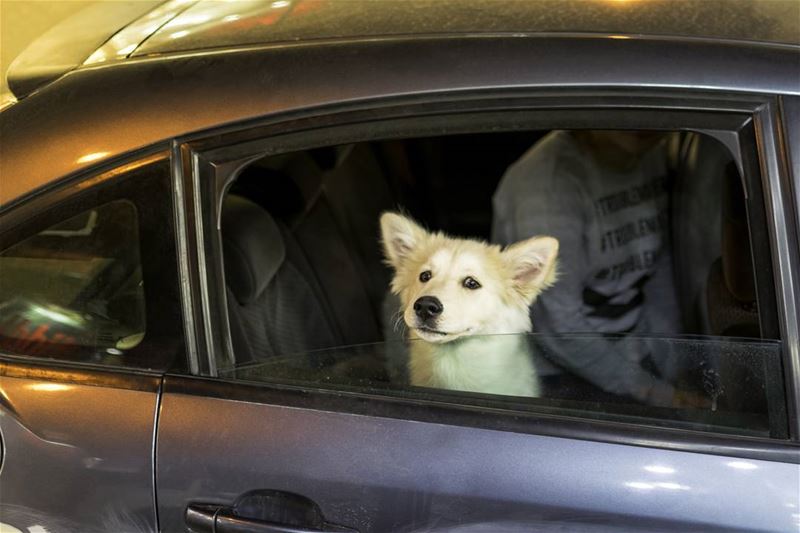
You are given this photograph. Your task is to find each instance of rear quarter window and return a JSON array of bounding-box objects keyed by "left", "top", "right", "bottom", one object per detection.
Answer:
[
  {"left": 0, "top": 155, "right": 186, "bottom": 371},
  {"left": 0, "top": 200, "right": 145, "bottom": 361}
]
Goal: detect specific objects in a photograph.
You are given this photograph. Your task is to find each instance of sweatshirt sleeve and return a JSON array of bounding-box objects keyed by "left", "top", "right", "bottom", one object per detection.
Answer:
[{"left": 495, "top": 145, "right": 676, "bottom": 405}]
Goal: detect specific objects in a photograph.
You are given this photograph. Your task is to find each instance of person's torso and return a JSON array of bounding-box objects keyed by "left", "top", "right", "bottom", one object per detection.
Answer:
[{"left": 580, "top": 148, "right": 671, "bottom": 334}]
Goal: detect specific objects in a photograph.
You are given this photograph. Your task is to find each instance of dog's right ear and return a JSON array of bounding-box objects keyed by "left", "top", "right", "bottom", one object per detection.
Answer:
[{"left": 380, "top": 212, "right": 427, "bottom": 269}]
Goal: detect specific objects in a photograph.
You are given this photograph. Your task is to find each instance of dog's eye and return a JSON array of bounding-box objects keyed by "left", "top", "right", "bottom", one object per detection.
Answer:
[
  {"left": 419, "top": 270, "right": 432, "bottom": 282},
  {"left": 463, "top": 277, "right": 481, "bottom": 290}
]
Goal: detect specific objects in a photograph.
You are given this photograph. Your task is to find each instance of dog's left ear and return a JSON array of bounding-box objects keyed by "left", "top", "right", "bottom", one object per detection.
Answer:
[{"left": 502, "top": 236, "right": 559, "bottom": 301}]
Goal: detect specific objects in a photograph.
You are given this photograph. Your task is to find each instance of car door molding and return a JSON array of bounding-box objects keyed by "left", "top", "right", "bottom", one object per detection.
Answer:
[{"left": 0, "top": 358, "right": 161, "bottom": 393}]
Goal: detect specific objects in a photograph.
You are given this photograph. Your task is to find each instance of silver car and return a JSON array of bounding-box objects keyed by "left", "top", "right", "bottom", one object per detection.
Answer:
[{"left": 1, "top": 1, "right": 798, "bottom": 532}]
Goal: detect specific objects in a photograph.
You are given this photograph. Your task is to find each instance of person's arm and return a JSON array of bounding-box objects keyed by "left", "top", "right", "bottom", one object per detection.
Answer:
[{"left": 501, "top": 161, "right": 675, "bottom": 404}]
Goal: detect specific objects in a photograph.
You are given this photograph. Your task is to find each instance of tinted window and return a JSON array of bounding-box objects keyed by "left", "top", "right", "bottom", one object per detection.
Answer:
[
  {"left": 0, "top": 156, "right": 185, "bottom": 371},
  {"left": 213, "top": 130, "right": 786, "bottom": 438},
  {"left": 0, "top": 201, "right": 145, "bottom": 362},
  {"left": 223, "top": 334, "right": 784, "bottom": 438}
]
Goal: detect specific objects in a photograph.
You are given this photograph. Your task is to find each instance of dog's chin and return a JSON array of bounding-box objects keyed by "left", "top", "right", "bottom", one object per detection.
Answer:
[{"left": 412, "top": 325, "right": 470, "bottom": 344}]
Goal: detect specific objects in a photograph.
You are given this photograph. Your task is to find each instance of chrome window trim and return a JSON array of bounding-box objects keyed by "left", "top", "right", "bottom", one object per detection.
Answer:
[
  {"left": 190, "top": 151, "right": 218, "bottom": 377},
  {"left": 171, "top": 141, "right": 200, "bottom": 375}
]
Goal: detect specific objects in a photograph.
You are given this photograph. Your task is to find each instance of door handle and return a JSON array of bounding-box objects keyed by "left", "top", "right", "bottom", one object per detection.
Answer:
[{"left": 185, "top": 490, "right": 357, "bottom": 533}]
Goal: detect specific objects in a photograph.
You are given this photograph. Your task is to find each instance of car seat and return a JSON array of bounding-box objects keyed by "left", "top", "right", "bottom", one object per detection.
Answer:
[{"left": 221, "top": 194, "right": 340, "bottom": 362}]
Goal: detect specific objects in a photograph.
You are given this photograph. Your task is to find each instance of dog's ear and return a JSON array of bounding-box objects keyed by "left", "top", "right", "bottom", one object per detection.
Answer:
[
  {"left": 502, "top": 236, "right": 559, "bottom": 301},
  {"left": 380, "top": 212, "right": 427, "bottom": 269}
]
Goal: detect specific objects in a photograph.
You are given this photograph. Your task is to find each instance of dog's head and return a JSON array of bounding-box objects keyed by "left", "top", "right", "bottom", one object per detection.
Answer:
[{"left": 380, "top": 212, "right": 558, "bottom": 343}]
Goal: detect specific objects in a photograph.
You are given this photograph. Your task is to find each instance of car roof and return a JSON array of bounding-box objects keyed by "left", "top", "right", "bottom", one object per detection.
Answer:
[
  {"left": 6, "top": 0, "right": 799, "bottom": 101},
  {"left": 2, "top": 0, "right": 799, "bottom": 207},
  {"left": 135, "top": 0, "right": 800, "bottom": 56}
]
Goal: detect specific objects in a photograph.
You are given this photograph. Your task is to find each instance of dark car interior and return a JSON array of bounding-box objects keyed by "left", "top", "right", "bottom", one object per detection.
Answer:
[
  {"left": 222, "top": 130, "right": 762, "bottom": 358},
  {"left": 223, "top": 134, "right": 548, "bottom": 361}
]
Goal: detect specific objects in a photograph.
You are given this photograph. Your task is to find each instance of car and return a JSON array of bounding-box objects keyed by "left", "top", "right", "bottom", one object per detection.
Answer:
[{"left": 1, "top": 1, "right": 799, "bottom": 532}]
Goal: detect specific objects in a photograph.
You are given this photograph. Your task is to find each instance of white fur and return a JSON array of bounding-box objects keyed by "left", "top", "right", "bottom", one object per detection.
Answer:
[
  {"left": 409, "top": 334, "right": 540, "bottom": 397},
  {"left": 380, "top": 212, "right": 558, "bottom": 397}
]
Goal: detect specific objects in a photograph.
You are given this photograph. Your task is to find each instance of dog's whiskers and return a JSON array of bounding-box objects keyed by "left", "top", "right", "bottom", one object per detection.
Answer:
[{"left": 392, "top": 309, "right": 406, "bottom": 334}]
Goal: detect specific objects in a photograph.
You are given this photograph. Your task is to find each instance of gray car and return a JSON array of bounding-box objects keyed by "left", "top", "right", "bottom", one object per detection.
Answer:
[{"left": 1, "top": 1, "right": 799, "bottom": 532}]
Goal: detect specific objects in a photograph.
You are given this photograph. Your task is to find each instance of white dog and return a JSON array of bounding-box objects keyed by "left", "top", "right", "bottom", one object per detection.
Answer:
[{"left": 380, "top": 212, "right": 558, "bottom": 398}]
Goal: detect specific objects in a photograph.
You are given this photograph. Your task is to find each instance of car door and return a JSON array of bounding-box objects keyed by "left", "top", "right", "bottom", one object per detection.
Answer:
[
  {"left": 0, "top": 153, "right": 186, "bottom": 533},
  {"left": 155, "top": 92, "right": 799, "bottom": 533}
]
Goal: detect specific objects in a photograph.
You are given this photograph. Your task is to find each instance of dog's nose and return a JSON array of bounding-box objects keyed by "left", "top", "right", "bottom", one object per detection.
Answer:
[{"left": 414, "top": 296, "right": 443, "bottom": 320}]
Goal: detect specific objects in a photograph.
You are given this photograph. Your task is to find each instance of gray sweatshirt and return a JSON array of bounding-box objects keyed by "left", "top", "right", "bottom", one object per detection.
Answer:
[{"left": 492, "top": 131, "right": 682, "bottom": 404}]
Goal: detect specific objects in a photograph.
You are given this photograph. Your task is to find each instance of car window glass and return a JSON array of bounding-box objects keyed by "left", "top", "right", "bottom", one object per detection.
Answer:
[
  {"left": 0, "top": 200, "right": 145, "bottom": 363},
  {"left": 223, "top": 334, "right": 783, "bottom": 438},
  {"left": 214, "top": 130, "right": 787, "bottom": 439},
  {"left": 0, "top": 155, "right": 186, "bottom": 372}
]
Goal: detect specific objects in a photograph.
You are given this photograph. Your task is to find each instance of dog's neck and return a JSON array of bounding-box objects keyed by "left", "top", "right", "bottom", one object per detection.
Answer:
[
  {"left": 427, "top": 332, "right": 529, "bottom": 354},
  {"left": 408, "top": 333, "right": 538, "bottom": 397},
  {"left": 483, "top": 306, "right": 533, "bottom": 336}
]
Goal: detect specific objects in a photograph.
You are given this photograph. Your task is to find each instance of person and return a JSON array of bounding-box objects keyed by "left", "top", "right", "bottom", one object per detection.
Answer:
[{"left": 492, "top": 130, "right": 684, "bottom": 405}]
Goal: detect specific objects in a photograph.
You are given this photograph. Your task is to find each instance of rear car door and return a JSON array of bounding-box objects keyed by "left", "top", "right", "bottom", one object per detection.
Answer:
[
  {"left": 0, "top": 154, "right": 185, "bottom": 533},
  {"left": 156, "top": 90, "right": 799, "bottom": 532}
]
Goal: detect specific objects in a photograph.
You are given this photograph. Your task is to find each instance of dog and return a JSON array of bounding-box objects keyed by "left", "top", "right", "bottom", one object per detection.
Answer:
[{"left": 380, "top": 212, "right": 558, "bottom": 397}]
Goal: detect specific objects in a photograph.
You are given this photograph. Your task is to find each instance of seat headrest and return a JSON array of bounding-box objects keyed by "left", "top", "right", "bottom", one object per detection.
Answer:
[{"left": 221, "top": 195, "right": 286, "bottom": 305}]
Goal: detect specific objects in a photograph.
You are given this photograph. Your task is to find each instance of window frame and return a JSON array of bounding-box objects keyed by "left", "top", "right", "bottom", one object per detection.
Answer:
[
  {"left": 175, "top": 89, "right": 800, "bottom": 460},
  {"left": 0, "top": 149, "right": 187, "bottom": 374}
]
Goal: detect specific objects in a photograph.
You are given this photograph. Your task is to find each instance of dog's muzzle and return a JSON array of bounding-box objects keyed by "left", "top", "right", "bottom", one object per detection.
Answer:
[{"left": 414, "top": 296, "right": 443, "bottom": 322}]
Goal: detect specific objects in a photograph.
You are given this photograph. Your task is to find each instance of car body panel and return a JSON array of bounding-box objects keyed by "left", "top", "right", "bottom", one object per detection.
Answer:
[
  {"left": 135, "top": 0, "right": 800, "bottom": 56},
  {"left": 157, "top": 378, "right": 800, "bottom": 532},
  {"left": 2, "top": 35, "right": 799, "bottom": 207},
  {"left": 0, "top": 364, "right": 160, "bottom": 532}
]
